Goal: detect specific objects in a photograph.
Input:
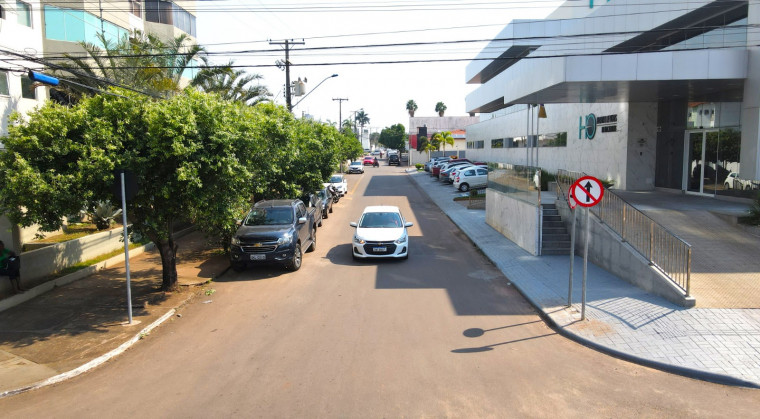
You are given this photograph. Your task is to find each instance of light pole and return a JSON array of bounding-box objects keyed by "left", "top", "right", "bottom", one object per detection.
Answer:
[{"left": 292, "top": 74, "right": 338, "bottom": 109}]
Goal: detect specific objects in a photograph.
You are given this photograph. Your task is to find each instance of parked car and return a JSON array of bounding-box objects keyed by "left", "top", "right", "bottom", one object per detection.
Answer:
[
  {"left": 438, "top": 160, "right": 473, "bottom": 180},
  {"left": 316, "top": 186, "right": 334, "bottom": 218},
  {"left": 388, "top": 154, "right": 400, "bottom": 165},
  {"left": 348, "top": 161, "right": 365, "bottom": 174},
  {"left": 453, "top": 166, "right": 490, "bottom": 191},
  {"left": 424, "top": 157, "right": 449, "bottom": 172},
  {"left": 350, "top": 205, "right": 413, "bottom": 260},
  {"left": 301, "top": 193, "right": 324, "bottom": 227},
  {"left": 328, "top": 174, "right": 348, "bottom": 196},
  {"left": 724, "top": 172, "right": 756, "bottom": 190},
  {"left": 432, "top": 158, "right": 470, "bottom": 177},
  {"left": 362, "top": 156, "right": 375, "bottom": 166},
  {"left": 230, "top": 199, "right": 317, "bottom": 272},
  {"left": 447, "top": 162, "right": 488, "bottom": 184}
]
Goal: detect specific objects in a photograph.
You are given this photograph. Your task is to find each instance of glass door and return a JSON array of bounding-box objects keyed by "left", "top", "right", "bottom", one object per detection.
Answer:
[{"left": 684, "top": 130, "right": 719, "bottom": 195}]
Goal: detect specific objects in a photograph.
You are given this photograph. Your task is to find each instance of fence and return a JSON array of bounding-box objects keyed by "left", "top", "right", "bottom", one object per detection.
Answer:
[{"left": 556, "top": 170, "right": 691, "bottom": 295}]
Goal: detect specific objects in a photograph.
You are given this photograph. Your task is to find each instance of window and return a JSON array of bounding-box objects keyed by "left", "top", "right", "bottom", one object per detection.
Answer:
[
  {"left": 128, "top": 0, "right": 141, "bottom": 17},
  {"left": 0, "top": 71, "right": 9, "bottom": 95},
  {"left": 16, "top": 0, "right": 31, "bottom": 27},
  {"left": 491, "top": 138, "right": 504, "bottom": 149},
  {"left": 20, "top": 75, "right": 36, "bottom": 99},
  {"left": 173, "top": 5, "right": 196, "bottom": 36},
  {"left": 145, "top": 0, "right": 173, "bottom": 25},
  {"left": 44, "top": 6, "right": 127, "bottom": 46}
]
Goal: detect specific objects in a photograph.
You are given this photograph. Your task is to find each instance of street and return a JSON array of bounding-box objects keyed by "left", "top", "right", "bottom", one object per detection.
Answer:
[{"left": 1, "top": 164, "right": 759, "bottom": 418}]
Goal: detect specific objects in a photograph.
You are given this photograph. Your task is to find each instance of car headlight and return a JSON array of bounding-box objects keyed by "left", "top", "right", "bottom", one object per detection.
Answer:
[
  {"left": 354, "top": 235, "right": 366, "bottom": 245},
  {"left": 395, "top": 232, "right": 408, "bottom": 244},
  {"left": 278, "top": 233, "right": 293, "bottom": 245},
  {"left": 231, "top": 236, "right": 241, "bottom": 246}
]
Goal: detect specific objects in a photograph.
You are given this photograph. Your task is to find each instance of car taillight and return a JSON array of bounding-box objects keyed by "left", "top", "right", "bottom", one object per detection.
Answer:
[{"left": 456, "top": 176, "right": 460, "bottom": 182}]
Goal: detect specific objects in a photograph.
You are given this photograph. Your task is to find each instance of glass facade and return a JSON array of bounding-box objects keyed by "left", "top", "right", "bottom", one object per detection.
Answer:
[
  {"left": 44, "top": 6, "right": 128, "bottom": 46},
  {"left": 664, "top": 18, "right": 747, "bottom": 51}
]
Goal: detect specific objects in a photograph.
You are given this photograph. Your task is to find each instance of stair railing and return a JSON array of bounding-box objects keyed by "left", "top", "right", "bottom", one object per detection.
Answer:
[{"left": 555, "top": 169, "right": 691, "bottom": 296}]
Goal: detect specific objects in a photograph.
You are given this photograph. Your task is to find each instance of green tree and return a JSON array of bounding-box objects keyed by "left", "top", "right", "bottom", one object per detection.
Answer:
[
  {"left": 435, "top": 101, "right": 447, "bottom": 117},
  {"left": 53, "top": 30, "right": 206, "bottom": 100},
  {"left": 191, "top": 62, "right": 271, "bottom": 105},
  {"left": 355, "top": 110, "right": 370, "bottom": 142},
  {"left": 406, "top": 100, "right": 418, "bottom": 117},
  {"left": 416, "top": 135, "right": 429, "bottom": 152},
  {"left": 432, "top": 131, "right": 454, "bottom": 153},
  {"left": 378, "top": 124, "right": 407, "bottom": 152}
]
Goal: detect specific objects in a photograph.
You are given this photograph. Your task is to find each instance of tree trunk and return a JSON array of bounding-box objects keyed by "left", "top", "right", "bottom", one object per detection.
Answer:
[
  {"left": 438, "top": 111, "right": 444, "bottom": 117},
  {"left": 157, "top": 236, "right": 179, "bottom": 291},
  {"left": 408, "top": 110, "right": 414, "bottom": 117}
]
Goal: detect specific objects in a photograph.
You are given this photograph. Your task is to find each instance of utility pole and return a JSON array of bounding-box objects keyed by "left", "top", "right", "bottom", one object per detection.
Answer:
[
  {"left": 333, "top": 98, "right": 348, "bottom": 129},
  {"left": 270, "top": 39, "right": 305, "bottom": 112}
]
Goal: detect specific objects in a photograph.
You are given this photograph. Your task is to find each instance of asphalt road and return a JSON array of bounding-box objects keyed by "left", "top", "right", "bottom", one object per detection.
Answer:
[{"left": 2, "top": 163, "right": 759, "bottom": 418}]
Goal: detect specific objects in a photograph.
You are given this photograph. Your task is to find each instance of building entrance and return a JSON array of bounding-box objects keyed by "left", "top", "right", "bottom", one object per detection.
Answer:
[{"left": 683, "top": 128, "right": 742, "bottom": 196}]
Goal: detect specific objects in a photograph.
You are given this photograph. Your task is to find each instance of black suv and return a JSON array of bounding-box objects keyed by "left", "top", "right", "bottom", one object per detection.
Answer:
[{"left": 388, "top": 154, "right": 400, "bottom": 165}]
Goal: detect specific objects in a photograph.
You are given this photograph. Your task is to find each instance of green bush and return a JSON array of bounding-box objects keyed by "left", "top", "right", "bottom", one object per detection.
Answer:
[
  {"left": 742, "top": 192, "right": 760, "bottom": 226},
  {"left": 415, "top": 163, "right": 424, "bottom": 170}
]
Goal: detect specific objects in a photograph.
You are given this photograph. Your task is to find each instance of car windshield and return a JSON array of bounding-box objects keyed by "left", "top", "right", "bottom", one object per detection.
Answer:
[
  {"left": 317, "top": 190, "right": 328, "bottom": 200},
  {"left": 329, "top": 175, "right": 343, "bottom": 183},
  {"left": 243, "top": 208, "right": 294, "bottom": 226},
  {"left": 359, "top": 212, "right": 403, "bottom": 228},
  {"left": 351, "top": 162, "right": 362, "bottom": 166}
]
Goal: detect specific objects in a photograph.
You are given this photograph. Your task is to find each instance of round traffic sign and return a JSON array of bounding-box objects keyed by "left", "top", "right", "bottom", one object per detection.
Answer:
[
  {"left": 568, "top": 192, "right": 577, "bottom": 209},
  {"left": 571, "top": 176, "right": 604, "bottom": 208}
]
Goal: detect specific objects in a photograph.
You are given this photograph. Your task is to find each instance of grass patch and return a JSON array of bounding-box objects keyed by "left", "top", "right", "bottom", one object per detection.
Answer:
[
  {"left": 32, "top": 223, "right": 123, "bottom": 244},
  {"left": 50, "top": 241, "right": 149, "bottom": 279}
]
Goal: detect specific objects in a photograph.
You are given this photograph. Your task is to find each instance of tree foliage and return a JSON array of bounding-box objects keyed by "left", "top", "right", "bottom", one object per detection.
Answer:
[
  {"left": 0, "top": 91, "right": 355, "bottom": 291},
  {"left": 191, "top": 62, "right": 271, "bottom": 106},
  {"left": 406, "top": 99, "right": 418, "bottom": 117},
  {"left": 435, "top": 101, "right": 447, "bottom": 116},
  {"left": 378, "top": 124, "right": 407, "bottom": 152},
  {"left": 53, "top": 31, "right": 206, "bottom": 100},
  {"left": 432, "top": 131, "right": 454, "bottom": 152}
]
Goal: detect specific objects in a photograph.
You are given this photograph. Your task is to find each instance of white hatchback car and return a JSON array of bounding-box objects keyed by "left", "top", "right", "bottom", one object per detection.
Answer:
[
  {"left": 453, "top": 166, "right": 489, "bottom": 192},
  {"left": 350, "top": 206, "right": 413, "bottom": 260},
  {"left": 328, "top": 174, "right": 348, "bottom": 196}
]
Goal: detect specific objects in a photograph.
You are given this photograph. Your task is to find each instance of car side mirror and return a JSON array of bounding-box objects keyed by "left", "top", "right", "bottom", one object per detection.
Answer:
[
  {"left": 404, "top": 222, "right": 413, "bottom": 228},
  {"left": 298, "top": 217, "right": 307, "bottom": 224},
  {"left": 349, "top": 222, "right": 358, "bottom": 227}
]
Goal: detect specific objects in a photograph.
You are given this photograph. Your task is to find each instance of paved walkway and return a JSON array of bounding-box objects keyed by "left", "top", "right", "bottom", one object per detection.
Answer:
[
  {"left": 408, "top": 171, "right": 760, "bottom": 388},
  {"left": 0, "top": 230, "right": 229, "bottom": 397}
]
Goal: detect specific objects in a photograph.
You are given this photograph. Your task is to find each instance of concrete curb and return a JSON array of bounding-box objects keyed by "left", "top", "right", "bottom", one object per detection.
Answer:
[
  {"left": 0, "top": 302, "right": 186, "bottom": 399},
  {"left": 406, "top": 171, "right": 760, "bottom": 389}
]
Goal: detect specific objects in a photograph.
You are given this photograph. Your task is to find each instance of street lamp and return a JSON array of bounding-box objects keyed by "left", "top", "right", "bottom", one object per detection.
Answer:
[{"left": 292, "top": 74, "right": 338, "bottom": 109}]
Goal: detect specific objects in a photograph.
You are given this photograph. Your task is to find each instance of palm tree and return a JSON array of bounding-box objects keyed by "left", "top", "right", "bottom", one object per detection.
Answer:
[
  {"left": 406, "top": 99, "right": 418, "bottom": 117},
  {"left": 435, "top": 101, "right": 447, "bottom": 117},
  {"left": 355, "top": 110, "right": 370, "bottom": 144},
  {"left": 192, "top": 62, "right": 271, "bottom": 105},
  {"left": 432, "top": 131, "right": 454, "bottom": 153},
  {"left": 54, "top": 30, "right": 206, "bottom": 100}
]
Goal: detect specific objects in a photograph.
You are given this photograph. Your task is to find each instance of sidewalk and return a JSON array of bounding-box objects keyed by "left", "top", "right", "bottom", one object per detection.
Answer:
[
  {"left": 408, "top": 170, "right": 760, "bottom": 388},
  {"left": 0, "top": 230, "right": 229, "bottom": 397}
]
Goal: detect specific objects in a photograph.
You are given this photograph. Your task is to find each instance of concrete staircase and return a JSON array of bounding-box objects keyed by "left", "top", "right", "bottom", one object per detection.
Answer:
[{"left": 542, "top": 203, "right": 571, "bottom": 255}]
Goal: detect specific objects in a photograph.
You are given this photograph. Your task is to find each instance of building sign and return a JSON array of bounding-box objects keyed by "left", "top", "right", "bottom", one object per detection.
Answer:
[
  {"left": 578, "top": 113, "right": 617, "bottom": 139},
  {"left": 589, "top": 0, "right": 612, "bottom": 8}
]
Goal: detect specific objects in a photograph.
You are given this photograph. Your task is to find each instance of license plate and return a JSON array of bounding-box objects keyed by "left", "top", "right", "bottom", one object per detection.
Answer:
[
  {"left": 373, "top": 246, "right": 387, "bottom": 252},
  {"left": 250, "top": 254, "right": 265, "bottom": 261}
]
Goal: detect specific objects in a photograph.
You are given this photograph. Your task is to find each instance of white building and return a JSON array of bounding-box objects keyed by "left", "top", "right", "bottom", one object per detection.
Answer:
[
  {"left": 0, "top": 0, "right": 198, "bottom": 250},
  {"left": 465, "top": 0, "right": 758, "bottom": 196}
]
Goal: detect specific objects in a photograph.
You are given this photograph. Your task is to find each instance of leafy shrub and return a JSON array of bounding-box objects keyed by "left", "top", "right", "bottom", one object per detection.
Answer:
[
  {"left": 90, "top": 201, "right": 122, "bottom": 230},
  {"left": 743, "top": 192, "right": 760, "bottom": 226}
]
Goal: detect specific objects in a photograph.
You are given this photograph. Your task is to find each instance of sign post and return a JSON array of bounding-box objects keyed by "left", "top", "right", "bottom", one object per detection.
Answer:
[
  {"left": 569, "top": 176, "right": 604, "bottom": 320},
  {"left": 114, "top": 170, "right": 138, "bottom": 324},
  {"left": 567, "top": 193, "right": 577, "bottom": 307}
]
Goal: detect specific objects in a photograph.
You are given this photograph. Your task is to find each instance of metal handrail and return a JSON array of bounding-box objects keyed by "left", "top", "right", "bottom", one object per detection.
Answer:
[{"left": 556, "top": 170, "right": 691, "bottom": 296}]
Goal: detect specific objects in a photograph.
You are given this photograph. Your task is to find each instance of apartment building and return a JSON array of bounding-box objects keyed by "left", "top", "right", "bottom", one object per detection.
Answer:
[
  {"left": 0, "top": 0, "right": 198, "bottom": 248},
  {"left": 464, "top": 0, "right": 759, "bottom": 198}
]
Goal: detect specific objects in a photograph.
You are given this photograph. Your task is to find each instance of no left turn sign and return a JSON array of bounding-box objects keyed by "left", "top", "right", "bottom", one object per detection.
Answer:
[{"left": 571, "top": 176, "right": 604, "bottom": 208}]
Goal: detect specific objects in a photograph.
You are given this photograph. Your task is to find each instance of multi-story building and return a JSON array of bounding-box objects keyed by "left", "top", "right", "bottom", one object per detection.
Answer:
[
  {"left": 464, "top": 0, "right": 759, "bottom": 197},
  {"left": 0, "top": 0, "right": 198, "bottom": 248}
]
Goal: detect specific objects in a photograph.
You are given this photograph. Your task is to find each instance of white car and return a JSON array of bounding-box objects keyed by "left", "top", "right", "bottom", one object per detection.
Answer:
[
  {"left": 724, "top": 172, "right": 756, "bottom": 190},
  {"left": 327, "top": 174, "right": 348, "bottom": 196},
  {"left": 350, "top": 206, "right": 413, "bottom": 260},
  {"left": 453, "top": 166, "right": 489, "bottom": 192},
  {"left": 348, "top": 161, "right": 364, "bottom": 174}
]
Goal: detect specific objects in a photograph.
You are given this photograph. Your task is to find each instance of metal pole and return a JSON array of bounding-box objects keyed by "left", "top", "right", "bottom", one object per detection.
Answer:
[
  {"left": 525, "top": 105, "right": 530, "bottom": 166},
  {"left": 121, "top": 172, "right": 133, "bottom": 324},
  {"left": 568, "top": 205, "right": 576, "bottom": 307},
  {"left": 582, "top": 206, "right": 590, "bottom": 320}
]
